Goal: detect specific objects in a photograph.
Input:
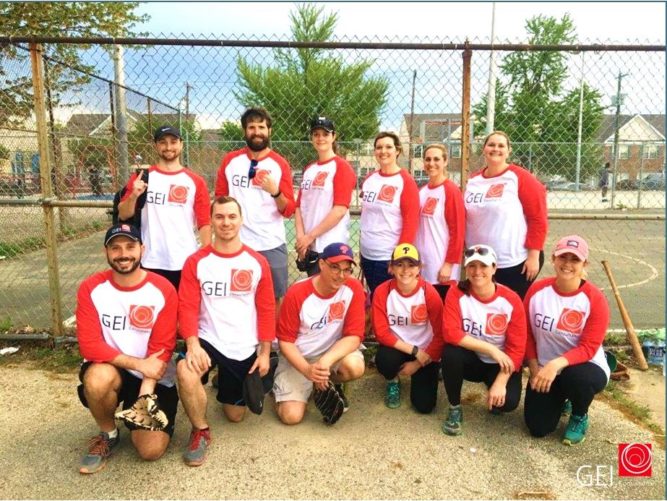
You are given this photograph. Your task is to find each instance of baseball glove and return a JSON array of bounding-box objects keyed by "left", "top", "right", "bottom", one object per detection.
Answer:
[
  {"left": 115, "top": 393, "right": 168, "bottom": 431},
  {"left": 313, "top": 381, "right": 345, "bottom": 426}
]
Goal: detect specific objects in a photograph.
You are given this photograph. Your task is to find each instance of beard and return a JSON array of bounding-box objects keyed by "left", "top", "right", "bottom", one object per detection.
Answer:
[
  {"left": 107, "top": 256, "right": 141, "bottom": 275},
  {"left": 245, "top": 134, "right": 269, "bottom": 152}
]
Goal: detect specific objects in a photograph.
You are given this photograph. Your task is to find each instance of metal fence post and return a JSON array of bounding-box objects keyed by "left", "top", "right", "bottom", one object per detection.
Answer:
[
  {"left": 460, "top": 42, "right": 472, "bottom": 189},
  {"left": 30, "top": 42, "right": 63, "bottom": 338}
]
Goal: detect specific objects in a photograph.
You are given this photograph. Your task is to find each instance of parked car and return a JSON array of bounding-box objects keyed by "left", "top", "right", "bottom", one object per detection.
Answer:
[
  {"left": 616, "top": 179, "right": 639, "bottom": 190},
  {"left": 640, "top": 173, "right": 665, "bottom": 190},
  {"left": 548, "top": 181, "right": 578, "bottom": 191}
]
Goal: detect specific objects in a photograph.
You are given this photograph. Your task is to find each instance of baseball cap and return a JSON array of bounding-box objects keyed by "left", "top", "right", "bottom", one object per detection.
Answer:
[
  {"left": 320, "top": 242, "right": 354, "bottom": 263},
  {"left": 310, "top": 116, "right": 335, "bottom": 133},
  {"left": 153, "top": 125, "right": 181, "bottom": 142},
  {"left": 391, "top": 243, "right": 420, "bottom": 265},
  {"left": 463, "top": 245, "right": 497, "bottom": 267},
  {"left": 104, "top": 223, "right": 142, "bottom": 246},
  {"left": 553, "top": 235, "right": 589, "bottom": 261}
]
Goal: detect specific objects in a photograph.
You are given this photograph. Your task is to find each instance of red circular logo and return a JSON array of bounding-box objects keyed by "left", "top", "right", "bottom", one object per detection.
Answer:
[
  {"left": 422, "top": 197, "right": 438, "bottom": 215},
  {"left": 485, "top": 183, "right": 505, "bottom": 198},
  {"left": 559, "top": 309, "right": 584, "bottom": 333},
  {"left": 129, "top": 305, "right": 155, "bottom": 329},
  {"left": 313, "top": 171, "right": 328, "bottom": 187},
  {"left": 231, "top": 269, "right": 252, "bottom": 291},
  {"left": 486, "top": 313, "right": 508, "bottom": 335},
  {"left": 411, "top": 304, "right": 428, "bottom": 324},
  {"left": 169, "top": 185, "right": 188, "bottom": 203},
  {"left": 328, "top": 301, "right": 345, "bottom": 321},
  {"left": 378, "top": 184, "right": 397, "bottom": 202},
  {"left": 619, "top": 443, "right": 653, "bottom": 476}
]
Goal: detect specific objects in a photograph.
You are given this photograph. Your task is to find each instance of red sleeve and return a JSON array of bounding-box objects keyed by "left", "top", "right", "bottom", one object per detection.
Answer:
[
  {"left": 443, "top": 180, "right": 466, "bottom": 264},
  {"left": 514, "top": 165, "right": 548, "bottom": 251},
  {"left": 276, "top": 154, "right": 296, "bottom": 217},
  {"left": 500, "top": 286, "right": 527, "bottom": 371},
  {"left": 371, "top": 280, "right": 399, "bottom": 347},
  {"left": 119, "top": 171, "right": 140, "bottom": 202},
  {"left": 146, "top": 275, "right": 178, "bottom": 363},
  {"left": 398, "top": 171, "right": 420, "bottom": 244},
  {"left": 255, "top": 252, "right": 276, "bottom": 342},
  {"left": 332, "top": 158, "right": 356, "bottom": 207},
  {"left": 190, "top": 171, "right": 211, "bottom": 228},
  {"left": 75, "top": 274, "right": 122, "bottom": 362},
  {"left": 443, "top": 287, "right": 466, "bottom": 345},
  {"left": 523, "top": 283, "right": 539, "bottom": 361},
  {"left": 423, "top": 282, "right": 444, "bottom": 361},
  {"left": 341, "top": 278, "right": 366, "bottom": 340},
  {"left": 215, "top": 154, "right": 231, "bottom": 197},
  {"left": 276, "top": 281, "right": 308, "bottom": 343},
  {"left": 562, "top": 285, "right": 610, "bottom": 366},
  {"left": 295, "top": 188, "right": 303, "bottom": 208},
  {"left": 177, "top": 252, "right": 204, "bottom": 339}
]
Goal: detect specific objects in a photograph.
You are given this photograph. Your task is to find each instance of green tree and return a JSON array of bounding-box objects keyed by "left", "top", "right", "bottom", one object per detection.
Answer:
[
  {"left": 218, "top": 121, "right": 246, "bottom": 152},
  {"left": 473, "top": 14, "right": 605, "bottom": 181},
  {"left": 0, "top": 2, "right": 148, "bottom": 128},
  {"left": 235, "top": 3, "right": 388, "bottom": 169}
]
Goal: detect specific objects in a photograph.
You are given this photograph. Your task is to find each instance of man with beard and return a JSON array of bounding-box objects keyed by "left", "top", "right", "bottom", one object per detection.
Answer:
[
  {"left": 75, "top": 223, "right": 179, "bottom": 474},
  {"left": 215, "top": 108, "right": 295, "bottom": 307},
  {"left": 118, "top": 125, "right": 211, "bottom": 290},
  {"left": 177, "top": 196, "right": 275, "bottom": 466}
]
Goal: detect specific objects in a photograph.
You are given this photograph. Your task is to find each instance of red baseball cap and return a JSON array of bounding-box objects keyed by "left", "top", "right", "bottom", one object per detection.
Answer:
[{"left": 553, "top": 235, "right": 589, "bottom": 261}]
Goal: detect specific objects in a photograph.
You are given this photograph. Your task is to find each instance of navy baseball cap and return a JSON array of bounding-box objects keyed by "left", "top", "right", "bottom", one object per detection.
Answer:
[
  {"left": 310, "top": 116, "right": 335, "bottom": 133},
  {"left": 153, "top": 125, "right": 181, "bottom": 142},
  {"left": 320, "top": 242, "right": 354, "bottom": 263},
  {"left": 104, "top": 223, "right": 142, "bottom": 246}
]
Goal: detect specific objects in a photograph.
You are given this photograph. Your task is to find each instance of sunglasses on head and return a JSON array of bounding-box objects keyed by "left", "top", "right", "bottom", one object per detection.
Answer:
[
  {"left": 248, "top": 159, "right": 259, "bottom": 179},
  {"left": 464, "top": 247, "right": 490, "bottom": 258}
]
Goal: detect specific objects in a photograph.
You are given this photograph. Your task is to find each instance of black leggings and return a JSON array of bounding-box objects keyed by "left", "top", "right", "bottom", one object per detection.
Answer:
[
  {"left": 441, "top": 344, "right": 522, "bottom": 412},
  {"left": 375, "top": 345, "right": 439, "bottom": 414},
  {"left": 494, "top": 251, "right": 545, "bottom": 299},
  {"left": 524, "top": 362, "right": 608, "bottom": 438}
]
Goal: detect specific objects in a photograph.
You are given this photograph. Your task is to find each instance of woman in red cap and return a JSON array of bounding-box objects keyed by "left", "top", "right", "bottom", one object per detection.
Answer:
[{"left": 523, "top": 235, "right": 610, "bottom": 446}]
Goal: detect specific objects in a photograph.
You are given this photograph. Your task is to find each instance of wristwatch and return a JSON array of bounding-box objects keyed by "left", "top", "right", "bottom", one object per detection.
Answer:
[
  {"left": 271, "top": 189, "right": 281, "bottom": 198},
  {"left": 411, "top": 345, "right": 419, "bottom": 357}
]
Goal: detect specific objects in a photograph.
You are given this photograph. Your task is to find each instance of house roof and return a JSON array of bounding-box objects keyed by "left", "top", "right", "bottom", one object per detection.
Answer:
[
  {"left": 64, "top": 111, "right": 195, "bottom": 138},
  {"left": 401, "top": 113, "right": 463, "bottom": 142},
  {"left": 598, "top": 114, "right": 665, "bottom": 142}
]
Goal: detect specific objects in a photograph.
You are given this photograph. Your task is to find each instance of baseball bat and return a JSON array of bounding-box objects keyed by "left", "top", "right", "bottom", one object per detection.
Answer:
[{"left": 601, "top": 260, "right": 649, "bottom": 371}]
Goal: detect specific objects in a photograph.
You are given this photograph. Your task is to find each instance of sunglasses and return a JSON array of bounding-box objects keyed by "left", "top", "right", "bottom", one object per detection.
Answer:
[
  {"left": 464, "top": 247, "right": 491, "bottom": 258},
  {"left": 248, "top": 159, "right": 259, "bottom": 180}
]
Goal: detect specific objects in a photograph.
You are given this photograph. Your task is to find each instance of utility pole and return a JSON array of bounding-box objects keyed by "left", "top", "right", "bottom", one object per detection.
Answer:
[
  {"left": 610, "top": 71, "right": 628, "bottom": 209},
  {"left": 408, "top": 70, "right": 417, "bottom": 174},
  {"left": 574, "top": 52, "right": 585, "bottom": 191},
  {"left": 184, "top": 82, "right": 192, "bottom": 166},
  {"left": 485, "top": 2, "right": 497, "bottom": 135},
  {"left": 113, "top": 45, "right": 129, "bottom": 181}
]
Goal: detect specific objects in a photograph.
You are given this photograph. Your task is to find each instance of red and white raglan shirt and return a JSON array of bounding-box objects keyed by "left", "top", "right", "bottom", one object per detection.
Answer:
[
  {"left": 372, "top": 277, "right": 444, "bottom": 361},
  {"left": 76, "top": 270, "right": 178, "bottom": 386},
  {"left": 416, "top": 179, "right": 466, "bottom": 285},
  {"left": 121, "top": 166, "right": 211, "bottom": 271},
  {"left": 215, "top": 148, "right": 295, "bottom": 251},
  {"left": 178, "top": 245, "right": 275, "bottom": 361},
  {"left": 524, "top": 277, "right": 610, "bottom": 380},
  {"left": 464, "top": 164, "right": 547, "bottom": 268},
  {"left": 277, "top": 277, "right": 366, "bottom": 358},
  {"left": 360, "top": 170, "right": 420, "bottom": 260},
  {"left": 443, "top": 284, "right": 526, "bottom": 371},
  {"left": 296, "top": 156, "right": 356, "bottom": 252}
]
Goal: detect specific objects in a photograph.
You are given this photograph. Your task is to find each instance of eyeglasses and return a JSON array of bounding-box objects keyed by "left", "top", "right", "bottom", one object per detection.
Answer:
[
  {"left": 464, "top": 247, "right": 490, "bottom": 258},
  {"left": 324, "top": 260, "right": 354, "bottom": 276},
  {"left": 248, "top": 159, "right": 259, "bottom": 179}
]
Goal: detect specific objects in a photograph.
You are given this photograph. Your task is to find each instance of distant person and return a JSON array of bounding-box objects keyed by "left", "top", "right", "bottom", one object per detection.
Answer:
[
  {"left": 215, "top": 108, "right": 295, "bottom": 308},
  {"left": 598, "top": 162, "right": 611, "bottom": 202},
  {"left": 177, "top": 196, "right": 276, "bottom": 466},
  {"left": 75, "top": 223, "right": 179, "bottom": 474},
  {"left": 523, "top": 235, "right": 610, "bottom": 446},
  {"left": 464, "top": 130, "right": 547, "bottom": 299},
  {"left": 117, "top": 125, "right": 211, "bottom": 290},
  {"left": 360, "top": 131, "right": 420, "bottom": 296},
  {"left": 88, "top": 164, "right": 103, "bottom": 196},
  {"left": 415, "top": 143, "right": 465, "bottom": 300},
  {"left": 294, "top": 116, "right": 356, "bottom": 276}
]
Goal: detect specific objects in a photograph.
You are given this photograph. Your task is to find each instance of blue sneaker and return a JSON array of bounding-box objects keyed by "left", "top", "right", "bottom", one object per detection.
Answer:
[
  {"left": 184, "top": 428, "right": 212, "bottom": 466},
  {"left": 561, "top": 400, "right": 572, "bottom": 418},
  {"left": 442, "top": 405, "right": 463, "bottom": 436},
  {"left": 79, "top": 430, "right": 120, "bottom": 474},
  {"left": 562, "top": 414, "right": 589, "bottom": 445},
  {"left": 384, "top": 380, "right": 400, "bottom": 409}
]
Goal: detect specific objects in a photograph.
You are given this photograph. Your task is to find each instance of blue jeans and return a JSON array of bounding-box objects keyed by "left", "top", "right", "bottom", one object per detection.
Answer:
[{"left": 360, "top": 255, "right": 391, "bottom": 297}]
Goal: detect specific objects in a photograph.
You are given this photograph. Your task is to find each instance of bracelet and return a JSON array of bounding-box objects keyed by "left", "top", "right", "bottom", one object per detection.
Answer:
[
  {"left": 271, "top": 190, "right": 281, "bottom": 198},
  {"left": 411, "top": 345, "right": 419, "bottom": 357}
]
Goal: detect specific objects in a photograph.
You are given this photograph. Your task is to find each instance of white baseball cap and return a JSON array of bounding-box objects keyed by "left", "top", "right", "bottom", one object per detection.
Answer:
[{"left": 463, "top": 245, "right": 497, "bottom": 267}]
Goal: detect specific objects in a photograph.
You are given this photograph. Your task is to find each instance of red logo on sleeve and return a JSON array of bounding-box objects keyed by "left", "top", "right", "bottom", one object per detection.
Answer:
[
  {"left": 252, "top": 169, "right": 270, "bottom": 186},
  {"left": 328, "top": 301, "right": 346, "bottom": 322},
  {"left": 411, "top": 304, "right": 429, "bottom": 324},
  {"left": 421, "top": 197, "right": 438, "bottom": 216},
  {"left": 378, "top": 184, "right": 397, "bottom": 203},
  {"left": 230, "top": 269, "right": 253, "bottom": 292},
  {"left": 618, "top": 443, "right": 652, "bottom": 477},
  {"left": 485, "top": 184, "right": 505, "bottom": 199},
  {"left": 129, "top": 305, "right": 156, "bottom": 330},
  {"left": 168, "top": 185, "right": 189, "bottom": 204},
  {"left": 312, "top": 171, "right": 329, "bottom": 187},
  {"left": 556, "top": 308, "right": 585, "bottom": 335},
  {"left": 485, "top": 313, "right": 508, "bottom": 335}
]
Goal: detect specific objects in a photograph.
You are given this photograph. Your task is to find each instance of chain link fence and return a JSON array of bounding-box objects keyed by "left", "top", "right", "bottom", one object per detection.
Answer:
[{"left": 0, "top": 36, "right": 664, "bottom": 334}]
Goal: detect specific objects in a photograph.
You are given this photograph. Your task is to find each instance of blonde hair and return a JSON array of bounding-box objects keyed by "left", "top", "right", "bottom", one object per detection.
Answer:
[
  {"left": 483, "top": 130, "right": 511, "bottom": 149},
  {"left": 423, "top": 143, "right": 448, "bottom": 161}
]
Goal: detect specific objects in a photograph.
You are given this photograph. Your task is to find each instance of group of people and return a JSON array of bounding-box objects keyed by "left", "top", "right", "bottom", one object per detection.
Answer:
[{"left": 75, "top": 108, "right": 611, "bottom": 475}]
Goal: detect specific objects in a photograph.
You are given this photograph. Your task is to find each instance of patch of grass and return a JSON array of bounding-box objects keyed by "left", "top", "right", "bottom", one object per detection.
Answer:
[
  {"left": 0, "top": 237, "right": 45, "bottom": 258},
  {"left": 0, "top": 316, "right": 12, "bottom": 332},
  {"left": 0, "top": 342, "right": 81, "bottom": 372}
]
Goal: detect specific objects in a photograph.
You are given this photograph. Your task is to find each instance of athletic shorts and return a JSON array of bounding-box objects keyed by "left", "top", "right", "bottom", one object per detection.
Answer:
[
  {"left": 259, "top": 244, "right": 288, "bottom": 299},
  {"left": 77, "top": 361, "right": 178, "bottom": 436},
  {"left": 273, "top": 350, "right": 364, "bottom": 403}
]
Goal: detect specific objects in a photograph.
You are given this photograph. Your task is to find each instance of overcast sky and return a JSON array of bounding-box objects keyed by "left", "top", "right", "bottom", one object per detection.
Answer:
[{"left": 137, "top": 1, "right": 665, "bottom": 43}]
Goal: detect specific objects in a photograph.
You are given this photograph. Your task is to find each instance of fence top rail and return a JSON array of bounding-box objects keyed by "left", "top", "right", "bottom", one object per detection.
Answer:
[{"left": 2, "top": 36, "right": 664, "bottom": 52}]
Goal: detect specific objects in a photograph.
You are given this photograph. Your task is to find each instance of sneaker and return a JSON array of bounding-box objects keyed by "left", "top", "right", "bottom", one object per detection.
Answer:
[
  {"left": 384, "top": 380, "right": 401, "bottom": 409},
  {"left": 561, "top": 400, "right": 572, "bottom": 418},
  {"left": 562, "top": 414, "right": 589, "bottom": 446},
  {"left": 602, "top": 198, "right": 608, "bottom": 202},
  {"left": 442, "top": 405, "right": 463, "bottom": 436},
  {"left": 334, "top": 383, "right": 350, "bottom": 413},
  {"left": 79, "top": 430, "right": 120, "bottom": 474},
  {"left": 313, "top": 382, "right": 345, "bottom": 425},
  {"left": 183, "top": 428, "right": 212, "bottom": 466}
]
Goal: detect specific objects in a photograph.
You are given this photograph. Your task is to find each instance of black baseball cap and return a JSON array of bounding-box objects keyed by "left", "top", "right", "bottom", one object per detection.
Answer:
[
  {"left": 154, "top": 125, "right": 181, "bottom": 142},
  {"left": 104, "top": 223, "right": 142, "bottom": 246},
  {"left": 310, "top": 116, "right": 335, "bottom": 133}
]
